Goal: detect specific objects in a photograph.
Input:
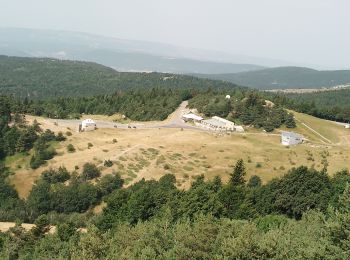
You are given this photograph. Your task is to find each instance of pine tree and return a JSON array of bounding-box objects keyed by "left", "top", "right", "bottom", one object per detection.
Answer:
[
  {"left": 285, "top": 113, "right": 296, "bottom": 128},
  {"left": 338, "top": 183, "right": 350, "bottom": 213},
  {"left": 230, "top": 159, "right": 246, "bottom": 186}
]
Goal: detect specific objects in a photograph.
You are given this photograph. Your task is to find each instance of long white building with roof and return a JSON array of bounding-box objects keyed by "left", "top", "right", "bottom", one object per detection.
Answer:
[
  {"left": 201, "top": 116, "right": 244, "bottom": 132},
  {"left": 182, "top": 113, "right": 203, "bottom": 122}
]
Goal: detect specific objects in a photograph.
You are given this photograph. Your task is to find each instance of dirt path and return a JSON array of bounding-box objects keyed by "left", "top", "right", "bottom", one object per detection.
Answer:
[
  {"left": 295, "top": 118, "right": 333, "bottom": 144},
  {"left": 97, "top": 144, "right": 141, "bottom": 167}
]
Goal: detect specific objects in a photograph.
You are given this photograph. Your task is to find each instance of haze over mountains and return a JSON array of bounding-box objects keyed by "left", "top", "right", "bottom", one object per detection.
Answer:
[
  {"left": 0, "top": 27, "right": 267, "bottom": 74},
  {"left": 2, "top": 28, "right": 350, "bottom": 90}
]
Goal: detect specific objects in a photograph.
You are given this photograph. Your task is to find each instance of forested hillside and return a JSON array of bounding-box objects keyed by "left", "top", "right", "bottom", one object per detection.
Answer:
[
  {"left": 189, "top": 90, "right": 296, "bottom": 132},
  {"left": 21, "top": 88, "right": 192, "bottom": 121},
  {"left": 270, "top": 89, "right": 350, "bottom": 123},
  {"left": 195, "top": 66, "right": 350, "bottom": 89},
  {"left": 0, "top": 56, "right": 240, "bottom": 99},
  {"left": 1, "top": 158, "right": 350, "bottom": 258}
]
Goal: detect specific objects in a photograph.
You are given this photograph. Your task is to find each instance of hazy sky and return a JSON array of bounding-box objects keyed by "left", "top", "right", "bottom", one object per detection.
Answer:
[{"left": 1, "top": 0, "right": 349, "bottom": 68}]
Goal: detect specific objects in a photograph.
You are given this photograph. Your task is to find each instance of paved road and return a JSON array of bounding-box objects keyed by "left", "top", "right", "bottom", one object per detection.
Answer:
[{"left": 48, "top": 101, "right": 203, "bottom": 131}]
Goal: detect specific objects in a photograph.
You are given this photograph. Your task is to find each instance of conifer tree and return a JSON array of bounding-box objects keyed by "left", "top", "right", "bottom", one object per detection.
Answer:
[
  {"left": 230, "top": 159, "right": 246, "bottom": 186},
  {"left": 285, "top": 113, "right": 296, "bottom": 128}
]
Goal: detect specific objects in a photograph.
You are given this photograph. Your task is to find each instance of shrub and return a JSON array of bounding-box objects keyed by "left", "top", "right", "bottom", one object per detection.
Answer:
[
  {"left": 66, "top": 131, "right": 72, "bottom": 136},
  {"left": 88, "top": 143, "right": 93, "bottom": 149},
  {"left": 248, "top": 175, "right": 262, "bottom": 188},
  {"left": 42, "top": 167, "right": 70, "bottom": 184},
  {"left": 104, "top": 160, "right": 113, "bottom": 167},
  {"left": 55, "top": 132, "right": 67, "bottom": 141},
  {"left": 81, "top": 163, "right": 101, "bottom": 180},
  {"left": 30, "top": 155, "right": 44, "bottom": 169},
  {"left": 67, "top": 144, "right": 76, "bottom": 153}
]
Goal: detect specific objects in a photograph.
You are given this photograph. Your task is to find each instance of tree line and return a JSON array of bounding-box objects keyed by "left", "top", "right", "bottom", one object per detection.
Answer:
[
  {"left": 268, "top": 89, "right": 350, "bottom": 123},
  {"left": 0, "top": 56, "right": 240, "bottom": 99},
  {"left": 1, "top": 159, "right": 350, "bottom": 258},
  {"left": 0, "top": 96, "right": 65, "bottom": 165}
]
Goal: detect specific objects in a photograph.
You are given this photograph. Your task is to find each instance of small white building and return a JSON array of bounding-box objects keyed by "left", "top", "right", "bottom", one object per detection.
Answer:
[
  {"left": 345, "top": 124, "right": 350, "bottom": 129},
  {"left": 225, "top": 95, "right": 231, "bottom": 99},
  {"left": 281, "top": 131, "right": 303, "bottom": 146},
  {"left": 79, "top": 119, "right": 96, "bottom": 132},
  {"left": 182, "top": 113, "right": 203, "bottom": 123}
]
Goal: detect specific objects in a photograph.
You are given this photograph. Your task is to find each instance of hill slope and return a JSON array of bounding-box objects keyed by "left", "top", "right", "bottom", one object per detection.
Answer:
[
  {"left": 279, "top": 88, "right": 350, "bottom": 123},
  {"left": 0, "top": 56, "right": 240, "bottom": 99},
  {"left": 0, "top": 27, "right": 265, "bottom": 74},
  {"left": 195, "top": 67, "right": 350, "bottom": 89}
]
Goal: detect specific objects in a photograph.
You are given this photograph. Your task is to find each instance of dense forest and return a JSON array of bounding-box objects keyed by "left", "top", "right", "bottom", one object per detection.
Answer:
[
  {"left": 2, "top": 56, "right": 350, "bottom": 124},
  {"left": 20, "top": 88, "right": 193, "bottom": 121},
  {"left": 189, "top": 90, "right": 296, "bottom": 131},
  {"left": 285, "top": 89, "right": 350, "bottom": 123},
  {"left": 1, "top": 88, "right": 296, "bottom": 128},
  {"left": 268, "top": 89, "right": 350, "bottom": 123},
  {"left": 1, "top": 158, "right": 350, "bottom": 258},
  {"left": 0, "top": 96, "right": 66, "bottom": 166},
  {"left": 0, "top": 56, "right": 240, "bottom": 99}
]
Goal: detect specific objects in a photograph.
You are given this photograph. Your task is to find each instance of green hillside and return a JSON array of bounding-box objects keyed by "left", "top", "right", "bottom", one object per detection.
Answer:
[
  {"left": 195, "top": 66, "right": 350, "bottom": 89},
  {"left": 278, "top": 89, "right": 350, "bottom": 122},
  {"left": 0, "top": 56, "right": 240, "bottom": 99}
]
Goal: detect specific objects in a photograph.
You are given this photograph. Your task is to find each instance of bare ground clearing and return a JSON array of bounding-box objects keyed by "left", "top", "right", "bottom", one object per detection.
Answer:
[{"left": 8, "top": 123, "right": 350, "bottom": 198}]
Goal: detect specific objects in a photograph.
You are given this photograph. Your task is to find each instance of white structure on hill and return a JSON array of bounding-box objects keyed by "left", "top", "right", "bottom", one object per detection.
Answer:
[
  {"left": 201, "top": 116, "right": 244, "bottom": 132},
  {"left": 182, "top": 113, "right": 203, "bottom": 123},
  {"left": 79, "top": 119, "right": 97, "bottom": 132},
  {"left": 345, "top": 124, "right": 350, "bottom": 129},
  {"left": 225, "top": 95, "right": 231, "bottom": 99},
  {"left": 281, "top": 131, "right": 303, "bottom": 145},
  {"left": 233, "top": 125, "right": 245, "bottom": 132}
]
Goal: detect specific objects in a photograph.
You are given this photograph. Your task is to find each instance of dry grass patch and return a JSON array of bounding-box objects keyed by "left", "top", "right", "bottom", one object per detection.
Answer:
[{"left": 7, "top": 114, "right": 350, "bottom": 197}]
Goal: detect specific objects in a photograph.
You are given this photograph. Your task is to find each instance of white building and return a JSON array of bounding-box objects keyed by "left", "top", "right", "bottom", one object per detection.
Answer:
[
  {"left": 182, "top": 113, "right": 203, "bottom": 123},
  {"left": 234, "top": 125, "right": 245, "bottom": 132},
  {"left": 225, "top": 95, "right": 231, "bottom": 99},
  {"left": 345, "top": 124, "right": 350, "bottom": 129},
  {"left": 281, "top": 131, "right": 303, "bottom": 146},
  {"left": 201, "top": 116, "right": 244, "bottom": 132},
  {"left": 212, "top": 116, "right": 236, "bottom": 130},
  {"left": 79, "top": 119, "right": 96, "bottom": 132}
]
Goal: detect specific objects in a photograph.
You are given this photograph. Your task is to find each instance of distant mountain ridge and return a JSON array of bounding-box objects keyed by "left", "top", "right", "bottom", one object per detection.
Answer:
[
  {"left": 194, "top": 67, "right": 350, "bottom": 89},
  {"left": 0, "top": 27, "right": 266, "bottom": 74}
]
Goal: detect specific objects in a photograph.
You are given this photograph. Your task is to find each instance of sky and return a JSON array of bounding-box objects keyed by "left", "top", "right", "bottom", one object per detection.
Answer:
[{"left": 0, "top": 0, "right": 349, "bottom": 69}]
